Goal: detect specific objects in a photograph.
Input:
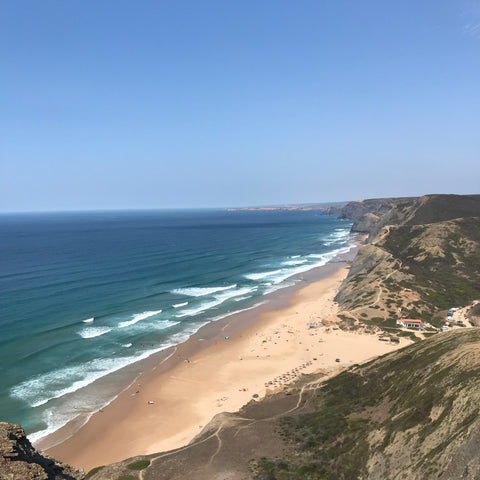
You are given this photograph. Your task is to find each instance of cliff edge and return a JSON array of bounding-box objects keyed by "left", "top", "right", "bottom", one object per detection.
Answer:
[{"left": 0, "top": 422, "right": 83, "bottom": 480}]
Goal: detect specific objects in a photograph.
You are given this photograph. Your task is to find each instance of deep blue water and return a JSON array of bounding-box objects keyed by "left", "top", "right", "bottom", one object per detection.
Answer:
[{"left": 0, "top": 209, "right": 352, "bottom": 442}]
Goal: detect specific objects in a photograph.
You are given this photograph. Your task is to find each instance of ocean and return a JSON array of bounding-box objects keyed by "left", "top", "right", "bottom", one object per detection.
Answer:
[{"left": 0, "top": 209, "right": 352, "bottom": 445}]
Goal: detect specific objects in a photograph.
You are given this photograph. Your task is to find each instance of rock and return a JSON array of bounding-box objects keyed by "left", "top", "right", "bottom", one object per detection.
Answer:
[
  {"left": 351, "top": 212, "right": 380, "bottom": 233},
  {"left": 0, "top": 422, "right": 83, "bottom": 479},
  {"left": 324, "top": 197, "right": 414, "bottom": 222}
]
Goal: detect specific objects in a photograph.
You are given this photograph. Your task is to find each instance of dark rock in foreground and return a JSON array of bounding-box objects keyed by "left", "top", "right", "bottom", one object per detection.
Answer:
[{"left": 0, "top": 423, "right": 83, "bottom": 480}]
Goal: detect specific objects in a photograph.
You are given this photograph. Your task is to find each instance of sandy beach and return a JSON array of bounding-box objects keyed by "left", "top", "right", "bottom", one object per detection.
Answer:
[{"left": 44, "top": 261, "right": 408, "bottom": 471}]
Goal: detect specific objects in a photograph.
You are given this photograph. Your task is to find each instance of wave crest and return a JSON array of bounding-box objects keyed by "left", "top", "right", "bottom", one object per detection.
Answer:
[
  {"left": 172, "top": 285, "right": 237, "bottom": 297},
  {"left": 78, "top": 327, "right": 111, "bottom": 339},
  {"left": 118, "top": 309, "right": 162, "bottom": 328}
]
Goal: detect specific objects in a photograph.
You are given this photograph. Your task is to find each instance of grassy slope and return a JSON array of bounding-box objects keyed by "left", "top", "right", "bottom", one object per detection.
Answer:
[
  {"left": 336, "top": 195, "right": 480, "bottom": 328},
  {"left": 254, "top": 330, "right": 480, "bottom": 480},
  {"left": 380, "top": 218, "right": 480, "bottom": 317}
]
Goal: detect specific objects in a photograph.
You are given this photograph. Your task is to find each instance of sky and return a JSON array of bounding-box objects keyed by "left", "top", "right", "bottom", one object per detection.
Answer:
[{"left": 1, "top": 0, "right": 479, "bottom": 212}]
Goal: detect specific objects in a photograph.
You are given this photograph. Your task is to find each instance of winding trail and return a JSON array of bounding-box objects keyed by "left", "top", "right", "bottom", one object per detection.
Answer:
[{"left": 139, "top": 375, "right": 329, "bottom": 479}]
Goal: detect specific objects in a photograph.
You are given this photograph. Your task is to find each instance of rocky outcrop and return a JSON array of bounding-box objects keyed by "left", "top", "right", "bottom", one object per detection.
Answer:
[
  {"left": 469, "top": 304, "right": 480, "bottom": 326},
  {"left": 0, "top": 423, "right": 82, "bottom": 480},
  {"left": 324, "top": 197, "right": 415, "bottom": 222},
  {"left": 351, "top": 212, "right": 380, "bottom": 233}
]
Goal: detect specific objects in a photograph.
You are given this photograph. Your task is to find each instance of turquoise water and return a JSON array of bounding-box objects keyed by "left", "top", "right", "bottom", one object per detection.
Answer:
[{"left": 0, "top": 209, "right": 352, "bottom": 442}]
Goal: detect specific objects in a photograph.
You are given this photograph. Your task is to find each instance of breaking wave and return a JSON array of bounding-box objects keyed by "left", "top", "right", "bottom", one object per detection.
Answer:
[
  {"left": 172, "top": 285, "right": 237, "bottom": 297},
  {"left": 78, "top": 327, "right": 112, "bottom": 339},
  {"left": 118, "top": 309, "right": 162, "bottom": 328}
]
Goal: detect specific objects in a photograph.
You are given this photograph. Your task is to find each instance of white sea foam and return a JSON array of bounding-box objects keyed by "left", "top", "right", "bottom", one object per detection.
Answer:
[
  {"left": 262, "top": 281, "right": 296, "bottom": 296},
  {"left": 323, "top": 228, "right": 351, "bottom": 245},
  {"left": 244, "top": 270, "right": 282, "bottom": 281},
  {"left": 82, "top": 317, "right": 94, "bottom": 323},
  {"left": 27, "top": 348, "right": 179, "bottom": 446},
  {"left": 161, "top": 322, "right": 211, "bottom": 346},
  {"left": 259, "top": 245, "right": 354, "bottom": 288},
  {"left": 175, "top": 287, "right": 256, "bottom": 318},
  {"left": 233, "top": 295, "right": 251, "bottom": 302},
  {"left": 78, "top": 327, "right": 112, "bottom": 339},
  {"left": 307, "top": 253, "right": 328, "bottom": 259},
  {"left": 26, "top": 304, "right": 246, "bottom": 445},
  {"left": 173, "top": 285, "right": 237, "bottom": 297},
  {"left": 308, "top": 245, "right": 352, "bottom": 261},
  {"left": 122, "top": 343, "right": 132, "bottom": 348},
  {"left": 173, "top": 302, "right": 188, "bottom": 308},
  {"left": 11, "top": 343, "right": 175, "bottom": 409},
  {"left": 28, "top": 408, "right": 82, "bottom": 445},
  {"left": 152, "top": 319, "right": 180, "bottom": 330},
  {"left": 210, "top": 300, "right": 269, "bottom": 323},
  {"left": 175, "top": 296, "right": 239, "bottom": 319},
  {"left": 291, "top": 255, "right": 301, "bottom": 258},
  {"left": 118, "top": 309, "right": 162, "bottom": 328},
  {"left": 282, "top": 259, "right": 308, "bottom": 266}
]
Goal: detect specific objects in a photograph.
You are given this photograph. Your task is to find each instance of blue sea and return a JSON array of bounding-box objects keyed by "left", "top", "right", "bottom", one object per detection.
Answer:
[{"left": 0, "top": 209, "right": 352, "bottom": 444}]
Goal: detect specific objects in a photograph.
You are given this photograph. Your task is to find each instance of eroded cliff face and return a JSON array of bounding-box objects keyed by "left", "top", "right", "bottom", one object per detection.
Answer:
[
  {"left": 351, "top": 212, "right": 380, "bottom": 233},
  {"left": 469, "top": 304, "right": 480, "bottom": 326},
  {"left": 323, "top": 197, "right": 415, "bottom": 223},
  {"left": 335, "top": 195, "right": 480, "bottom": 327},
  {"left": 0, "top": 423, "right": 83, "bottom": 480},
  {"left": 329, "top": 194, "right": 480, "bottom": 241}
]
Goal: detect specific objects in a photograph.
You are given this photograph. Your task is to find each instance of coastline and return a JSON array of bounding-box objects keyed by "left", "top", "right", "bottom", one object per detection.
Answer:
[
  {"left": 33, "top": 246, "right": 357, "bottom": 451},
  {"left": 43, "top": 243, "right": 407, "bottom": 471}
]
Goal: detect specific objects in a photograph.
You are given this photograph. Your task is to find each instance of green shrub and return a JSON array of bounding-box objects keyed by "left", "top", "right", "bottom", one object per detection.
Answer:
[
  {"left": 127, "top": 459, "right": 150, "bottom": 470},
  {"left": 85, "top": 466, "right": 104, "bottom": 478}
]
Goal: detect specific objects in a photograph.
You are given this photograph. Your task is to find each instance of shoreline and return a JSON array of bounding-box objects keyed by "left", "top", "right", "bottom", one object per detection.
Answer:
[
  {"left": 33, "top": 245, "right": 358, "bottom": 452},
  {"left": 43, "top": 242, "right": 408, "bottom": 470}
]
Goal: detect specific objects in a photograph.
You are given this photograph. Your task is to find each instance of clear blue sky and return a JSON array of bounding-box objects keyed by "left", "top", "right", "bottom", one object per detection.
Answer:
[{"left": 1, "top": 0, "right": 479, "bottom": 212}]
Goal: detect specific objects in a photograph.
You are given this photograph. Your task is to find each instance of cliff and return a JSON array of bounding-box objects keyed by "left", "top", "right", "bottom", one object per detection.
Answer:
[
  {"left": 335, "top": 194, "right": 480, "bottom": 328},
  {"left": 469, "top": 304, "right": 480, "bottom": 326},
  {"left": 326, "top": 194, "right": 480, "bottom": 240},
  {"left": 0, "top": 422, "right": 83, "bottom": 480},
  {"left": 323, "top": 197, "right": 415, "bottom": 222}
]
